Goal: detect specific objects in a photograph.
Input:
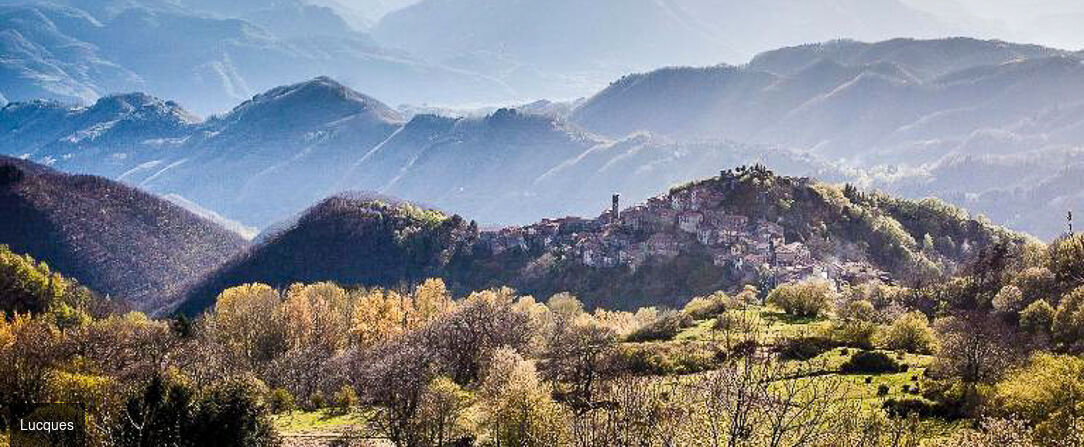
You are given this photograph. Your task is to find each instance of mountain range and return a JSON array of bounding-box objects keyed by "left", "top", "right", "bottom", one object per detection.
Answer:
[
  {"left": 1, "top": 76, "right": 834, "bottom": 230},
  {"left": 0, "top": 155, "right": 247, "bottom": 313},
  {"left": 2, "top": 0, "right": 1038, "bottom": 116},
  {"left": 372, "top": 0, "right": 960, "bottom": 100},
  {"left": 0, "top": 0, "right": 510, "bottom": 115},
  {"left": 4, "top": 37, "right": 1083, "bottom": 239}
]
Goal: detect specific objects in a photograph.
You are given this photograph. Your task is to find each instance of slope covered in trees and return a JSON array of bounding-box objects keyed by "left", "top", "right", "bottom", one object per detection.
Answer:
[
  {"left": 177, "top": 194, "right": 479, "bottom": 315},
  {"left": 0, "top": 156, "right": 247, "bottom": 313}
]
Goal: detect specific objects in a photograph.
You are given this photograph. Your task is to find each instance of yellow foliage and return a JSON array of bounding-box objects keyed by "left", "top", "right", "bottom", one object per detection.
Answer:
[
  {"left": 411, "top": 278, "right": 454, "bottom": 327},
  {"left": 282, "top": 282, "right": 350, "bottom": 352},
  {"left": 207, "top": 283, "right": 285, "bottom": 364},
  {"left": 351, "top": 289, "right": 409, "bottom": 347},
  {"left": 995, "top": 353, "right": 1084, "bottom": 440}
]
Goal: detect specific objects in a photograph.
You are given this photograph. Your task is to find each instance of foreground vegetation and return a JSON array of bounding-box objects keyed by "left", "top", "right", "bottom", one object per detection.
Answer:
[{"left": 2, "top": 232, "right": 1084, "bottom": 446}]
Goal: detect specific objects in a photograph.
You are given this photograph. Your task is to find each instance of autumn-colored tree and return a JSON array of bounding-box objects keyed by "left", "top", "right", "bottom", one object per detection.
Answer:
[
  {"left": 351, "top": 288, "right": 410, "bottom": 347},
  {"left": 416, "top": 377, "right": 472, "bottom": 447},
  {"left": 1048, "top": 234, "right": 1084, "bottom": 291},
  {"left": 0, "top": 313, "right": 66, "bottom": 429},
  {"left": 1018, "top": 300, "right": 1054, "bottom": 337},
  {"left": 205, "top": 283, "right": 286, "bottom": 367},
  {"left": 410, "top": 278, "right": 454, "bottom": 329},
  {"left": 477, "top": 347, "right": 569, "bottom": 446},
  {"left": 282, "top": 282, "right": 350, "bottom": 353}
]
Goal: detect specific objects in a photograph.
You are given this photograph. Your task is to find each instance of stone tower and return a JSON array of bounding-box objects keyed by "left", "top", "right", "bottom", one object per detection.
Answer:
[{"left": 612, "top": 194, "right": 620, "bottom": 223}]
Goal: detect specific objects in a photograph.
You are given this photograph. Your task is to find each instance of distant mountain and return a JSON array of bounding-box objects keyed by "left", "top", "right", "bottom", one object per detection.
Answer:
[
  {"left": 0, "top": 92, "right": 199, "bottom": 177},
  {"left": 372, "top": 0, "right": 954, "bottom": 100},
  {"left": 179, "top": 166, "right": 1025, "bottom": 314},
  {"left": 0, "top": 156, "right": 247, "bottom": 313},
  {"left": 3, "top": 77, "right": 828, "bottom": 230},
  {"left": 0, "top": 1, "right": 511, "bottom": 115},
  {"left": 571, "top": 38, "right": 1079, "bottom": 161},
  {"left": 7, "top": 38, "right": 1083, "bottom": 240}
]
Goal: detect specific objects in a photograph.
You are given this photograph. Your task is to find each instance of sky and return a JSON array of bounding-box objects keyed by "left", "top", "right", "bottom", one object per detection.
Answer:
[{"left": 903, "top": 0, "right": 1084, "bottom": 50}]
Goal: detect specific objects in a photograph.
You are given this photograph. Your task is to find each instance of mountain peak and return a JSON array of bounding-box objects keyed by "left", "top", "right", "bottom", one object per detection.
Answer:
[
  {"left": 89, "top": 93, "right": 201, "bottom": 124},
  {"left": 216, "top": 76, "right": 404, "bottom": 129}
]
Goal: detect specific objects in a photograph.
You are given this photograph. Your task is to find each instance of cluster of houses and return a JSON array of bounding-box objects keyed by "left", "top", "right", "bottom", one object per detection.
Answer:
[{"left": 479, "top": 174, "right": 888, "bottom": 288}]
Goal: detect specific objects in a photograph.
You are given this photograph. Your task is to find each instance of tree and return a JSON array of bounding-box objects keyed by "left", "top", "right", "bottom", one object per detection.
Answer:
[
  {"left": 992, "top": 285, "right": 1025, "bottom": 315},
  {"left": 351, "top": 288, "right": 409, "bottom": 347},
  {"left": 205, "top": 284, "right": 286, "bottom": 367},
  {"left": 116, "top": 372, "right": 195, "bottom": 447},
  {"left": 477, "top": 348, "right": 569, "bottom": 446},
  {"left": 930, "top": 312, "right": 1021, "bottom": 418},
  {"left": 881, "top": 312, "right": 936, "bottom": 354},
  {"left": 411, "top": 278, "right": 454, "bottom": 328},
  {"left": 834, "top": 299, "right": 880, "bottom": 349},
  {"left": 1052, "top": 286, "right": 1084, "bottom": 352},
  {"left": 994, "top": 353, "right": 1084, "bottom": 443},
  {"left": 0, "top": 314, "right": 66, "bottom": 430},
  {"left": 185, "top": 376, "right": 280, "bottom": 447},
  {"left": 1019, "top": 299, "right": 1055, "bottom": 335},
  {"left": 540, "top": 316, "right": 618, "bottom": 408},
  {"left": 424, "top": 288, "right": 535, "bottom": 384},
  {"left": 1048, "top": 234, "right": 1084, "bottom": 291},
  {"left": 416, "top": 377, "right": 472, "bottom": 447},
  {"left": 282, "top": 282, "right": 350, "bottom": 354},
  {"left": 358, "top": 338, "right": 439, "bottom": 447},
  {"left": 0, "top": 246, "right": 92, "bottom": 317}
]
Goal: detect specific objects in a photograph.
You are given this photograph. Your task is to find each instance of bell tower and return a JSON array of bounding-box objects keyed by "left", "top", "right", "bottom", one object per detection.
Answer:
[{"left": 612, "top": 194, "right": 620, "bottom": 223}]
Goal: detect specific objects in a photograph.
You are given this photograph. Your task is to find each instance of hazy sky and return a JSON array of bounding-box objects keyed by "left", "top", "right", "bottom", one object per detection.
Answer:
[
  {"left": 891, "top": 0, "right": 1084, "bottom": 50},
  {"left": 329, "top": 0, "right": 1084, "bottom": 51}
]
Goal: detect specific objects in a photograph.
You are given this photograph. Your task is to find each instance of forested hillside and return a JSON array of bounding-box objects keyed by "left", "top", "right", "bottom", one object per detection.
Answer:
[
  {"left": 177, "top": 194, "right": 478, "bottom": 315},
  {"left": 0, "top": 156, "right": 247, "bottom": 313},
  {"left": 179, "top": 166, "right": 1026, "bottom": 315}
]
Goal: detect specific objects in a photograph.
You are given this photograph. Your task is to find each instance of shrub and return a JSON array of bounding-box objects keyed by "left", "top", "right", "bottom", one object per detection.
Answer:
[
  {"left": 626, "top": 310, "right": 691, "bottom": 342},
  {"left": 994, "top": 353, "right": 1084, "bottom": 437},
  {"left": 614, "top": 343, "right": 721, "bottom": 376},
  {"left": 840, "top": 351, "right": 902, "bottom": 374},
  {"left": 712, "top": 310, "right": 761, "bottom": 333},
  {"left": 682, "top": 292, "right": 732, "bottom": 320},
  {"left": 767, "top": 280, "right": 835, "bottom": 317},
  {"left": 877, "top": 384, "right": 889, "bottom": 396},
  {"left": 308, "top": 391, "right": 326, "bottom": 410},
  {"left": 883, "top": 398, "right": 942, "bottom": 419},
  {"left": 838, "top": 299, "right": 877, "bottom": 322},
  {"left": 880, "top": 312, "right": 935, "bottom": 354},
  {"left": 832, "top": 320, "right": 878, "bottom": 350},
  {"left": 330, "top": 385, "right": 358, "bottom": 415},
  {"left": 776, "top": 336, "right": 836, "bottom": 361},
  {"left": 267, "top": 388, "right": 295, "bottom": 414}
]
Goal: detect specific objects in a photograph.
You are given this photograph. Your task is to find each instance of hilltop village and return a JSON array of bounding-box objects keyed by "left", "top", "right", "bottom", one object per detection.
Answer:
[{"left": 479, "top": 167, "right": 890, "bottom": 290}]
